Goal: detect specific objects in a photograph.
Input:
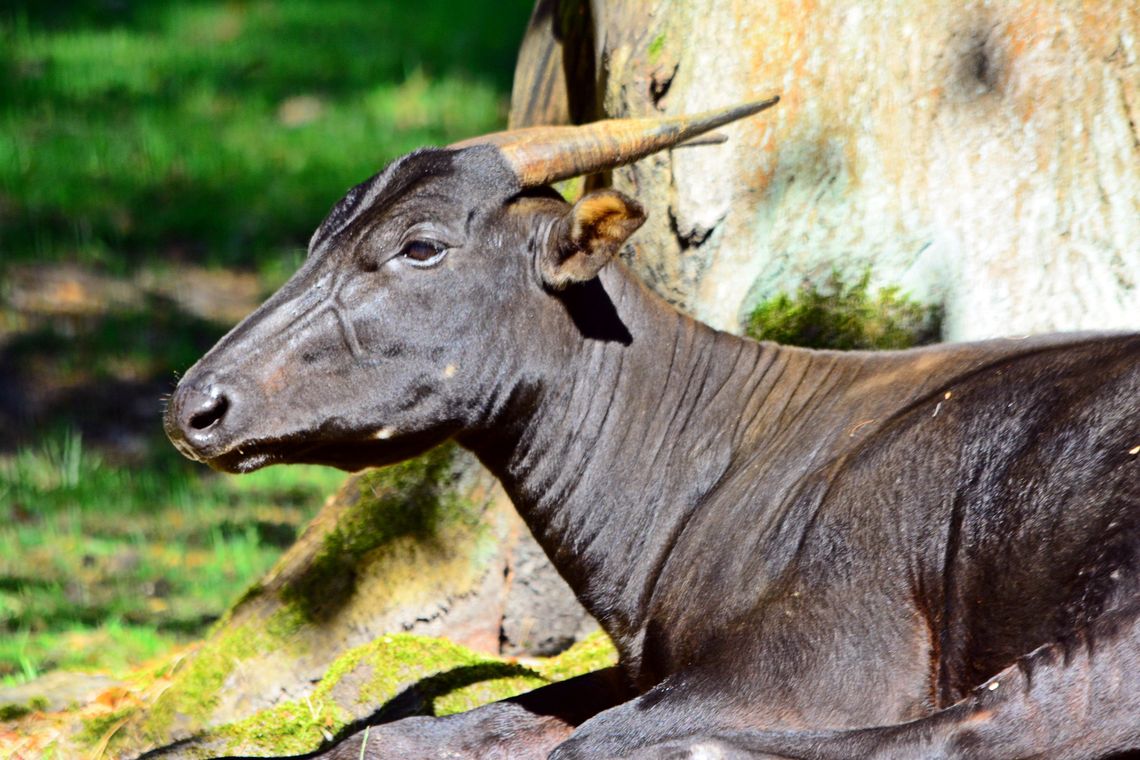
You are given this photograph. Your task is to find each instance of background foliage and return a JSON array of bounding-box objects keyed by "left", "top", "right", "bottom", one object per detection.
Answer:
[{"left": 0, "top": 0, "right": 532, "bottom": 686}]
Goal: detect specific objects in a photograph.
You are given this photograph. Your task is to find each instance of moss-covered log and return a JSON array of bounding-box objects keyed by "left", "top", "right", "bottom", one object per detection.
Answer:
[
  {"left": 115, "top": 446, "right": 596, "bottom": 757},
  {"left": 133, "top": 632, "right": 616, "bottom": 758}
]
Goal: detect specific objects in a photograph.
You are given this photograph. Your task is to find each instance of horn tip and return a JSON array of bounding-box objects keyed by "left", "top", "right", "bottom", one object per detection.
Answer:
[{"left": 741, "top": 95, "right": 780, "bottom": 116}]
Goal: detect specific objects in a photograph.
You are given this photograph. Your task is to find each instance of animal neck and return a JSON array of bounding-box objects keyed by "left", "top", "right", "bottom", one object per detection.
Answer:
[
  {"left": 456, "top": 259, "right": 1112, "bottom": 682},
  {"left": 462, "top": 262, "right": 822, "bottom": 660}
]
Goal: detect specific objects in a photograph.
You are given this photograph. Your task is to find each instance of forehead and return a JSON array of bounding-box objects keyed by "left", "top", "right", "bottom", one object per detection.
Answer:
[{"left": 309, "top": 146, "right": 517, "bottom": 254}]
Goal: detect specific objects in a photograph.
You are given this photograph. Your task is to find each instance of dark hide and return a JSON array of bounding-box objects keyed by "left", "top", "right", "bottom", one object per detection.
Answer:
[{"left": 167, "top": 145, "right": 1140, "bottom": 759}]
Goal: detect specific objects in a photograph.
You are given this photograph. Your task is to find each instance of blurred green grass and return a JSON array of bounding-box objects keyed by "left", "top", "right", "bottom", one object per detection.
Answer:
[
  {"left": 1, "top": 0, "right": 529, "bottom": 270},
  {"left": 0, "top": 429, "right": 345, "bottom": 684},
  {"left": 0, "top": 0, "right": 532, "bottom": 685}
]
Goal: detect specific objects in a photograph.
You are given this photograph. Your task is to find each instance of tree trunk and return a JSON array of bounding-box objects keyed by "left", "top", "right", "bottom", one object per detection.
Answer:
[{"left": 513, "top": 0, "right": 1140, "bottom": 340}]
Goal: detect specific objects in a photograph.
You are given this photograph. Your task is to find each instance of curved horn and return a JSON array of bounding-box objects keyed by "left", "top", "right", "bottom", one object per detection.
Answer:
[{"left": 451, "top": 96, "right": 779, "bottom": 188}]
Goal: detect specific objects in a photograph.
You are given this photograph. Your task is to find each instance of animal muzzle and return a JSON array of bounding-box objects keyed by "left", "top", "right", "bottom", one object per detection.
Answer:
[{"left": 164, "top": 372, "right": 237, "bottom": 463}]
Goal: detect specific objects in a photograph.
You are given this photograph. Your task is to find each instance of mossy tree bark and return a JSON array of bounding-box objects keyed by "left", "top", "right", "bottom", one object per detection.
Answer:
[{"left": 513, "top": 0, "right": 1140, "bottom": 341}]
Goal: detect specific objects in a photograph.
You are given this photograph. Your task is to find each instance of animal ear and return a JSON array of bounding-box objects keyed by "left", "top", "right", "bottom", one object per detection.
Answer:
[{"left": 540, "top": 189, "right": 646, "bottom": 289}]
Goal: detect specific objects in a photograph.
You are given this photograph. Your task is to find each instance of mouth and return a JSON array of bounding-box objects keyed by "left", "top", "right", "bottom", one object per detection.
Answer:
[
  {"left": 206, "top": 444, "right": 283, "bottom": 473},
  {"left": 185, "top": 434, "right": 332, "bottom": 474},
  {"left": 163, "top": 429, "right": 286, "bottom": 473},
  {"left": 178, "top": 429, "right": 446, "bottom": 474}
]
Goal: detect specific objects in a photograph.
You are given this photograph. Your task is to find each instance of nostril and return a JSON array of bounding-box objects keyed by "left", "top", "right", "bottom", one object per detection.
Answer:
[{"left": 188, "top": 394, "right": 229, "bottom": 431}]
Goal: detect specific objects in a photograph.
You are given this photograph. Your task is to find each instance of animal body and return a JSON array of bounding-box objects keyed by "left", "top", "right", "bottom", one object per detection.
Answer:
[{"left": 165, "top": 101, "right": 1140, "bottom": 759}]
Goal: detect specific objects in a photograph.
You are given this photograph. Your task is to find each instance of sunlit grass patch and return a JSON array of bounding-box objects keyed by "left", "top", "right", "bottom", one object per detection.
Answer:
[
  {"left": 0, "top": 620, "right": 176, "bottom": 686},
  {"left": 0, "top": 431, "right": 343, "bottom": 685},
  {"left": 0, "top": 0, "right": 530, "bottom": 270}
]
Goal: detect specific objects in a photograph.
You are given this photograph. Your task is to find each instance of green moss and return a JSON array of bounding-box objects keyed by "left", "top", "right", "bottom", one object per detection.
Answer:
[
  {"left": 433, "top": 632, "right": 617, "bottom": 715},
  {"left": 745, "top": 270, "right": 942, "bottom": 350},
  {"left": 339, "top": 635, "right": 547, "bottom": 718},
  {"left": 0, "top": 701, "right": 34, "bottom": 721},
  {"left": 284, "top": 444, "right": 479, "bottom": 620},
  {"left": 136, "top": 608, "right": 296, "bottom": 743},
  {"left": 212, "top": 634, "right": 494, "bottom": 755},
  {"left": 213, "top": 631, "right": 618, "bottom": 756},
  {"left": 216, "top": 698, "right": 352, "bottom": 756},
  {"left": 648, "top": 33, "right": 666, "bottom": 61},
  {"left": 265, "top": 604, "right": 308, "bottom": 640},
  {"left": 80, "top": 705, "right": 140, "bottom": 747},
  {"left": 432, "top": 665, "right": 547, "bottom": 715},
  {"left": 533, "top": 630, "right": 618, "bottom": 682},
  {"left": 351, "top": 634, "right": 493, "bottom": 708}
]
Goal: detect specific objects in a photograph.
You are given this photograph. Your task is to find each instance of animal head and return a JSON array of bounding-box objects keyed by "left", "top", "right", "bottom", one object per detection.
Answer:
[{"left": 164, "top": 98, "right": 778, "bottom": 473}]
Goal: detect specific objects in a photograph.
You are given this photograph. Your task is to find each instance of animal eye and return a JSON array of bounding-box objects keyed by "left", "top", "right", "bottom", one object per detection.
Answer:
[{"left": 398, "top": 240, "right": 447, "bottom": 267}]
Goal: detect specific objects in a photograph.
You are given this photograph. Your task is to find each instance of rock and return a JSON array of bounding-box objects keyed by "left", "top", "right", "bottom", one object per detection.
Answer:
[
  {"left": 0, "top": 672, "right": 126, "bottom": 718},
  {"left": 501, "top": 532, "right": 599, "bottom": 656}
]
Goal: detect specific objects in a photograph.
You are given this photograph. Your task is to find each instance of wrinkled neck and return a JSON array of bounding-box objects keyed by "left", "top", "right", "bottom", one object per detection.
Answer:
[
  {"left": 459, "top": 268, "right": 1095, "bottom": 682},
  {"left": 462, "top": 264, "right": 792, "bottom": 655}
]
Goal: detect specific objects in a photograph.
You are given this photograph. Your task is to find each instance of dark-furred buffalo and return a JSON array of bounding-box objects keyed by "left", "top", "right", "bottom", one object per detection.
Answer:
[{"left": 165, "top": 101, "right": 1140, "bottom": 759}]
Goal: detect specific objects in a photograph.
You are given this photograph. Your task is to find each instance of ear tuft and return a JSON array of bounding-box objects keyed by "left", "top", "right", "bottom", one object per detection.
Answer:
[{"left": 541, "top": 189, "right": 646, "bottom": 290}]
